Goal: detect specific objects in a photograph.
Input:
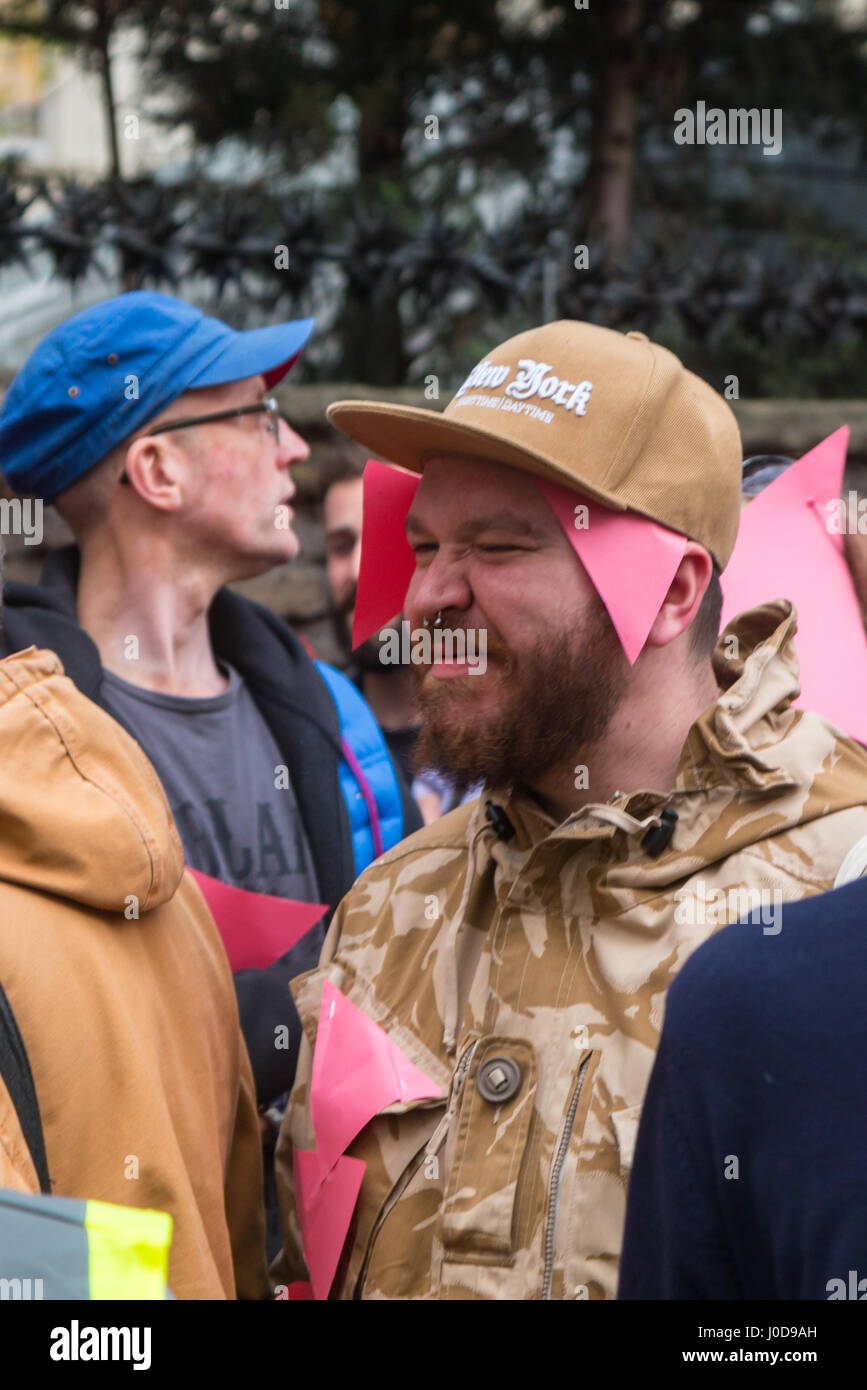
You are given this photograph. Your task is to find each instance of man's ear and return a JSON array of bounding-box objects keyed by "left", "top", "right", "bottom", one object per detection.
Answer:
[
  {"left": 645, "top": 544, "right": 713, "bottom": 649},
  {"left": 121, "top": 435, "right": 186, "bottom": 513}
]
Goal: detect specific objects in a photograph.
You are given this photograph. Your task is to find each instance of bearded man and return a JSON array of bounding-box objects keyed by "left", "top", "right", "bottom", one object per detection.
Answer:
[{"left": 272, "top": 320, "right": 867, "bottom": 1300}]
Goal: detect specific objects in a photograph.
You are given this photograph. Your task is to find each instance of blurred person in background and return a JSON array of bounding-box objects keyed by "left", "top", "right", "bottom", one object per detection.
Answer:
[
  {"left": 618, "top": 874, "right": 867, "bottom": 1300},
  {"left": 742, "top": 451, "right": 867, "bottom": 638},
  {"left": 321, "top": 442, "right": 479, "bottom": 821},
  {"left": 0, "top": 550, "right": 267, "bottom": 1299},
  {"left": 322, "top": 444, "right": 422, "bottom": 792},
  {"left": 840, "top": 455, "right": 867, "bottom": 633}
]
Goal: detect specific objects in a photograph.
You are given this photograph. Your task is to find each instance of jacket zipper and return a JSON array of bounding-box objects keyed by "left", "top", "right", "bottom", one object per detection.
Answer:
[
  {"left": 353, "top": 1039, "right": 479, "bottom": 1298},
  {"left": 350, "top": 1039, "right": 477, "bottom": 1295},
  {"left": 425, "top": 1037, "right": 479, "bottom": 1158},
  {"left": 352, "top": 1138, "right": 431, "bottom": 1298},
  {"left": 541, "top": 1052, "right": 592, "bottom": 1300}
]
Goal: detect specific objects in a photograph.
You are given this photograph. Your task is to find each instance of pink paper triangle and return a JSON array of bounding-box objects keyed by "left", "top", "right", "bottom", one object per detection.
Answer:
[
  {"left": 186, "top": 867, "right": 328, "bottom": 973},
  {"left": 294, "top": 1148, "right": 366, "bottom": 1301},
  {"left": 352, "top": 459, "right": 419, "bottom": 649},
  {"left": 535, "top": 478, "right": 688, "bottom": 664},
  {"left": 721, "top": 427, "right": 867, "bottom": 741},
  {"left": 311, "top": 979, "right": 443, "bottom": 1175},
  {"left": 274, "top": 1281, "right": 313, "bottom": 1300}
]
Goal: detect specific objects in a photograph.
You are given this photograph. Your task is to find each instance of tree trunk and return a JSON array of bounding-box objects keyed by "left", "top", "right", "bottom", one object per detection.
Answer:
[
  {"left": 583, "top": 0, "right": 643, "bottom": 270},
  {"left": 351, "top": 73, "right": 410, "bottom": 382},
  {"left": 341, "top": 295, "right": 408, "bottom": 386},
  {"left": 95, "top": 11, "right": 122, "bottom": 184}
]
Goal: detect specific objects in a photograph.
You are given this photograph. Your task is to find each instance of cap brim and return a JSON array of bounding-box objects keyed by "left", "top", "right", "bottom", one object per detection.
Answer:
[
  {"left": 190, "top": 317, "right": 314, "bottom": 391},
  {"left": 326, "top": 399, "right": 628, "bottom": 512}
]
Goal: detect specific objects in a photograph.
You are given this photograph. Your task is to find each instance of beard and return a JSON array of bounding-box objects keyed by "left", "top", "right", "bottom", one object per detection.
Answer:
[{"left": 411, "top": 599, "right": 630, "bottom": 800}]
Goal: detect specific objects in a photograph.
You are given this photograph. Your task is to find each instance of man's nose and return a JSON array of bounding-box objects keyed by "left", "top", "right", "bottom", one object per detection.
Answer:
[
  {"left": 406, "top": 553, "right": 472, "bottom": 622},
  {"left": 349, "top": 539, "right": 362, "bottom": 587},
  {"left": 278, "top": 418, "right": 310, "bottom": 467}
]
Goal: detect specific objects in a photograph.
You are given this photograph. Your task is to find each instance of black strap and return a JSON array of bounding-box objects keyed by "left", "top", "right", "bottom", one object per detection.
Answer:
[{"left": 0, "top": 978, "right": 51, "bottom": 1194}]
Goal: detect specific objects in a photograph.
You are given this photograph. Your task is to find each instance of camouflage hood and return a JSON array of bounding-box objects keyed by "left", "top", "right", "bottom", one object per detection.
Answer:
[{"left": 275, "top": 600, "right": 867, "bottom": 1300}]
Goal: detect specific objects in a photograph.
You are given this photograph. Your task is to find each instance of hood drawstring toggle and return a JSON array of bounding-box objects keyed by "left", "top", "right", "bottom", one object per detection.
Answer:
[
  {"left": 641, "top": 807, "right": 679, "bottom": 857},
  {"left": 484, "top": 800, "right": 515, "bottom": 841}
]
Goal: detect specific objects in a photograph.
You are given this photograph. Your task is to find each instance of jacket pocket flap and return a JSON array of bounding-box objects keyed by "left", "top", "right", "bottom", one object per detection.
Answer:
[{"left": 441, "top": 1036, "right": 538, "bottom": 1262}]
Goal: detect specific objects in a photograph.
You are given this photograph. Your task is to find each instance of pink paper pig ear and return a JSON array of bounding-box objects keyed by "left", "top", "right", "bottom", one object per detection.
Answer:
[
  {"left": 740, "top": 424, "right": 849, "bottom": 555},
  {"left": 721, "top": 426, "right": 867, "bottom": 743},
  {"left": 535, "top": 478, "right": 688, "bottom": 665},
  {"left": 352, "top": 459, "right": 420, "bottom": 649}
]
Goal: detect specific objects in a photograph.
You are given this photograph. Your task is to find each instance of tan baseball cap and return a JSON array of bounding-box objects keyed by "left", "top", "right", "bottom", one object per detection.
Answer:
[{"left": 327, "top": 320, "right": 743, "bottom": 568}]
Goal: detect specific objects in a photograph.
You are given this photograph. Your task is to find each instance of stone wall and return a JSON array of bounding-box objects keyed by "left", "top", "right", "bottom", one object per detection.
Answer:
[{"left": 2, "top": 382, "right": 866, "bottom": 669}]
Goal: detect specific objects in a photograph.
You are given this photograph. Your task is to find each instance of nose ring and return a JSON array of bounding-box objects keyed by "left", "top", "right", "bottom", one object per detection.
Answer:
[{"left": 422, "top": 610, "right": 444, "bottom": 629}]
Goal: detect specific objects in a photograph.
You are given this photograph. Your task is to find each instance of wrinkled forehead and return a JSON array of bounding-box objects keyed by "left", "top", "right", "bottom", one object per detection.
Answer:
[{"left": 410, "top": 453, "right": 563, "bottom": 535}]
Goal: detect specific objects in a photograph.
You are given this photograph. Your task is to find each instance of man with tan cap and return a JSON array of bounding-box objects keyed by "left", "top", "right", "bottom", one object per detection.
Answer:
[{"left": 273, "top": 321, "right": 867, "bottom": 1300}]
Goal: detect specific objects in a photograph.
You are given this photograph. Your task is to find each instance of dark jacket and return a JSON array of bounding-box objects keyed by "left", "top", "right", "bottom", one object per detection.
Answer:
[
  {"left": 0, "top": 547, "right": 420, "bottom": 1104},
  {"left": 618, "top": 876, "right": 867, "bottom": 1301}
]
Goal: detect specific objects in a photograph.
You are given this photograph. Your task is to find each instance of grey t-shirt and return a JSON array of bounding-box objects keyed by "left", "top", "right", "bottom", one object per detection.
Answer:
[{"left": 102, "top": 663, "right": 320, "bottom": 901}]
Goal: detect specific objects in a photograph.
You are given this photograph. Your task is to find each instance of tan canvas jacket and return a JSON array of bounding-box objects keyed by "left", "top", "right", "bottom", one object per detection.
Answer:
[
  {"left": 274, "top": 601, "right": 867, "bottom": 1299},
  {"left": 0, "top": 647, "right": 269, "bottom": 1300}
]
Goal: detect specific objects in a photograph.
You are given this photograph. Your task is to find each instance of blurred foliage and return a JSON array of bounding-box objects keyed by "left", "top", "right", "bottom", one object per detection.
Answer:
[
  {"left": 0, "top": 0, "right": 865, "bottom": 393},
  {"left": 1, "top": 164, "right": 864, "bottom": 395}
]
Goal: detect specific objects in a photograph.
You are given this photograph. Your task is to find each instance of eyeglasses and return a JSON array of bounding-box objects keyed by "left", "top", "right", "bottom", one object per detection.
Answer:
[
  {"left": 742, "top": 454, "right": 795, "bottom": 475},
  {"left": 741, "top": 455, "right": 795, "bottom": 500},
  {"left": 119, "top": 397, "right": 281, "bottom": 484}
]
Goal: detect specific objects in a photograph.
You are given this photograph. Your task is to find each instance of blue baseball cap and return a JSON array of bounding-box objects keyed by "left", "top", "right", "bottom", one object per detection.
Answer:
[{"left": 0, "top": 291, "right": 314, "bottom": 503}]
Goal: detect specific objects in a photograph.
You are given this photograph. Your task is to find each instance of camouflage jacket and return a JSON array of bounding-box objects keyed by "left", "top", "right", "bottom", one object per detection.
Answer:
[{"left": 274, "top": 601, "right": 867, "bottom": 1300}]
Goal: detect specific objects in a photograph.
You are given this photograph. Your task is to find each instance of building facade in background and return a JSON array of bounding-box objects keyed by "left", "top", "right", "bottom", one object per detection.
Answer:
[{"left": 0, "top": 30, "right": 189, "bottom": 176}]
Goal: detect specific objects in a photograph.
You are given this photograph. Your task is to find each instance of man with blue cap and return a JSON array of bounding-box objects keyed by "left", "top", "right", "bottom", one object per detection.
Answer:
[{"left": 0, "top": 291, "right": 420, "bottom": 1251}]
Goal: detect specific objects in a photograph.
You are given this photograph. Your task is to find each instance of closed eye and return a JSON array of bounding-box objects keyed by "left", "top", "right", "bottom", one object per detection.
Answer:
[{"left": 411, "top": 541, "right": 528, "bottom": 556}]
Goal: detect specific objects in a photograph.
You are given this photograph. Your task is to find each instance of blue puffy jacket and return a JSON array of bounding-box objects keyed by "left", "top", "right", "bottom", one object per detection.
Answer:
[{"left": 315, "top": 662, "right": 407, "bottom": 876}]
